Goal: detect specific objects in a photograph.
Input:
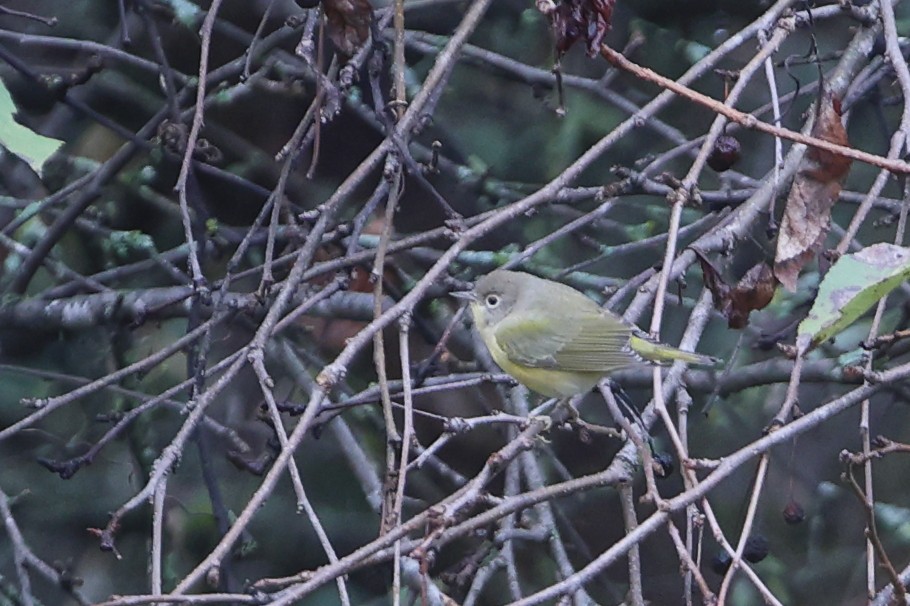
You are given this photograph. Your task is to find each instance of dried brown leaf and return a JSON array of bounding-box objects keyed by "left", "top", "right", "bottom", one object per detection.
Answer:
[
  {"left": 323, "top": 0, "right": 373, "bottom": 57},
  {"left": 696, "top": 249, "right": 730, "bottom": 309},
  {"left": 774, "top": 92, "right": 852, "bottom": 291},
  {"left": 696, "top": 250, "right": 778, "bottom": 329},
  {"left": 728, "top": 263, "right": 777, "bottom": 329},
  {"left": 542, "top": 0, "right": 616, "bottom": 58}
]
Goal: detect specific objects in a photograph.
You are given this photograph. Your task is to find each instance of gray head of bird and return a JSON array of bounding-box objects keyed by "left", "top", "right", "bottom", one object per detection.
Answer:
[{"left": 451, "top": 270, "right": 529, "bottom": 328}]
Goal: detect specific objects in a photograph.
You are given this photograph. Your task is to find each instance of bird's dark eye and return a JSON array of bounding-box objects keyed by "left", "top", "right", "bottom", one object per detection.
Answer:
[{"left": 485, "top": 294, "right": 500, "bottom": 308}]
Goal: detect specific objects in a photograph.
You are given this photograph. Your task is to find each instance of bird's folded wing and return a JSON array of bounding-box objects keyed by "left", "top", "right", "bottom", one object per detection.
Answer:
[{"left": 493, "top": 308, "right": 637, "bottom": 372}]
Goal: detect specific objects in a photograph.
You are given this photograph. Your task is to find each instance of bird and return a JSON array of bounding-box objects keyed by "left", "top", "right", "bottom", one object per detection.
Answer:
[{"left": 453, "top": 269, "right": 718, "bottom": 398}]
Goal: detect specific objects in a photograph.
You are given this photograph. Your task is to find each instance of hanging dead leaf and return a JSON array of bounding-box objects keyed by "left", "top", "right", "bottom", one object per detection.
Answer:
[
  {"left": 774, "top": 92, "right": 852, "bottom": 291},
  {"left": 323, "top": 0, "right": 373, "bottom": 57},
  {"left": 729, "top": 263, "right": 778, "bottom": 328},
  {"left": 697, "top": 251, "right": 730, "bottom": 306},
  {"left": 538, "top": 0, "right": 616, "bottom": 58},
  {"left": 695, "top": 249, "right": 778, "bottom": 329}
]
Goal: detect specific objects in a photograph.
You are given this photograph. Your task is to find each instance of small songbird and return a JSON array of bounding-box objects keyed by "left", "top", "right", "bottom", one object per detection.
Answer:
[{"left": 453, "top": 269, "right": 718, "bottom": 398}]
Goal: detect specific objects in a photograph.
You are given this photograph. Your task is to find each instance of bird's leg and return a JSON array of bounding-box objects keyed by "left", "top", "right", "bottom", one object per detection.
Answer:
[{"left": 606, "top": 379, "right": 648, "bottom": 438}]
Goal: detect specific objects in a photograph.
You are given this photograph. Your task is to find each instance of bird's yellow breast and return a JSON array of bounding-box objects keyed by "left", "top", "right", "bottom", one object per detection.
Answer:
[{"left": 480, "top": 322, "right": 603, "bottom": 398}]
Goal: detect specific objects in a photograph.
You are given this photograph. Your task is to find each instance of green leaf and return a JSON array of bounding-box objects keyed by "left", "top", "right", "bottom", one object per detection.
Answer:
[
  {"left": 0, "top": 79, "right": 64, "bottom": 177},
  {"left": 102, "top": 230, "right": 157, "bottom": 261},
  {"left": 158, "top": 0, "right": 202, "bottom": 28},
  {"left": 797, "top": 243, "right": 910, "bottom": 354},
  {"left": 679, "top": 40, "right": 712, "bottom": 64},
  {"left": 205, "top": 218, "right": 220, "bottom": 236}
]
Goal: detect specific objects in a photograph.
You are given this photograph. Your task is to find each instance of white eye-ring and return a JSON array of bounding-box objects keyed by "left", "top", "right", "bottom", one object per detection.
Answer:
[{"left": 485, "top": 294, "right": 501, "bottom": 308}]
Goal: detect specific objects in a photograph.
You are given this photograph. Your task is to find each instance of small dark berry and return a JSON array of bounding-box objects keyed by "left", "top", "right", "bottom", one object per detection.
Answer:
[
  {"left": 743, "top": 535, "right": 769, "bottom": 563},
  {"left": 707, "top": 135, "right": 742, "bottom": 172},
  {"left": 711, "top": 551, "right": 732, "bottom": 575},
  {"left": 783, "top": 500, "right": 806, "bottom": 525}
]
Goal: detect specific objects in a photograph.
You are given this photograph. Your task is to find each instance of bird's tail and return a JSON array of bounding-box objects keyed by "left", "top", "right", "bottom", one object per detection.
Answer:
[{"left": 629, "top": 335, "right": 721, "bottom": 367}]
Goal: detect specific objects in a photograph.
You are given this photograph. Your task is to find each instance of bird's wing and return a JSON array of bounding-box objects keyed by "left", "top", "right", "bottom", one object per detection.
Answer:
[{"left": 493, "top": 307, "right": 638, "bottom": 372}]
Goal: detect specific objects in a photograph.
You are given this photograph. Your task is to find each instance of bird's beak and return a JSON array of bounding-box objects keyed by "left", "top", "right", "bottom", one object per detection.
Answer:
[{"left": 450, "top": 290, "right": 476, "bottom": 302}]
